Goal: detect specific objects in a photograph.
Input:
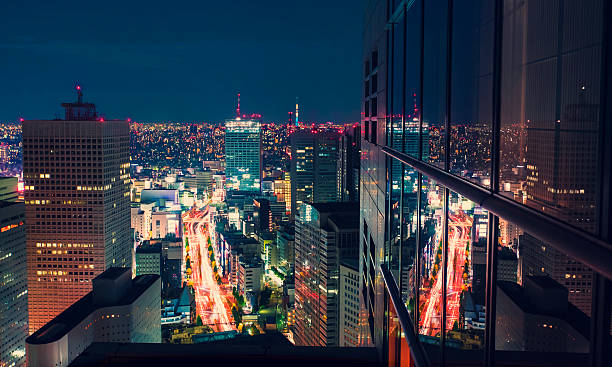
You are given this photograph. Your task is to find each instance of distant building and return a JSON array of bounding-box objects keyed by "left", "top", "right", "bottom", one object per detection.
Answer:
[
  {"left": 238, "top": 258, "right": 264, "bottom": 295},
  {"left": 23, "top": 92, "right": 131, "bottom": 333},
  {"left": 162, "top": 286, "right": 195, "bottom": 325},
  {"left": 0, "top": 201, "right": 27, "bottom": 366},
  {"left": 26, "top": 268, "right": 161, "bottom": 367},
  {"left": 183, "top": 169, "right": 214, "bottom": 199},
  {"left": 0, "top": 176, "right": 18, "bottom": 201},
  {"left": 276, "top": 221, "right": 295, "bottom": 266},
  {"left": 162, "top": 239, "right": 183, "bottom": 294},
  {"left": 294, "top": 202, "right": 360, "bottom": 347},
  {"left": 273, "top": 173, "right": 291, "bottom": 214},
  {"left": 225, "top": 117, "right": 261, "bottom": 192},
  {"left": 135, "top": 241, "right": 162, "bottom": 276},
  {"left": 496, "top": 276, "right": 589, "bottom": 353},
  {"left": 290, "top": 130, "right": 340, "bottom": 216},
  {"left": 337, "top": 124, "right": 360, "bottom": 202}
]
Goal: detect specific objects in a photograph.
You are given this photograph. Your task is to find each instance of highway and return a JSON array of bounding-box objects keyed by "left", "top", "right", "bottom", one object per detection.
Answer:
[{"left": 183, "top": 208, "right": 236, "bottom": 332}]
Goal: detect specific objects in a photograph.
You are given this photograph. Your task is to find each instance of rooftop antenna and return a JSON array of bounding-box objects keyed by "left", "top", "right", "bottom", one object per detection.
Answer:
[
  {"left": 76, "top": 84, "right": 83, "bottom": 104},
  {"left": 236, "top": 93, "right": 241, "bottom": 118}
]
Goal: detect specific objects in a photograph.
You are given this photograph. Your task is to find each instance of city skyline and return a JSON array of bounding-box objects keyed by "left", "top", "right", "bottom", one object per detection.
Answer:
[{"left": 0, "top": 1, "right": 363, "bottom": 123}]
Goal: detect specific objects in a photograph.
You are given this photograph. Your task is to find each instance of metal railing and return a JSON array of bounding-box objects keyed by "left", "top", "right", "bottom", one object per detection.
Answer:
[
  {"left": 381, "top": 263, "right": 430, "bottom": 367},
  {"left": 382, "top": 146, "right": 612, "bottom": 282}
]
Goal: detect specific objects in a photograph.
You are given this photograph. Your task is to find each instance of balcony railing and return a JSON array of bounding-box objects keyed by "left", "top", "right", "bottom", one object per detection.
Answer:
[{"left": 382, "top": 263, "right": 429, "bottom": 367}]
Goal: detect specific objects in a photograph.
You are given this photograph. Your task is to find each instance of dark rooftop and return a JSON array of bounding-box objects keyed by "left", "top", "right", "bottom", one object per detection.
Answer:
[
  {"left": 26, "top": 274, "right": 159, "bottom": 345},
  {"left": 497, "top": 280, "right": 590, "bottom": 339},
  {"left": 69, "top": 341, "right": 380, "bottom": 367},
  {"left": 95, "top": 267, "right": 129, "bottom": 280}
]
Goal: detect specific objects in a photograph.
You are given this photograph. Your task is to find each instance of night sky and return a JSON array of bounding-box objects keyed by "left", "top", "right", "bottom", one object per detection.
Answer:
[{"left": 0, "top": 1, "right": 363, "bottom": 123}]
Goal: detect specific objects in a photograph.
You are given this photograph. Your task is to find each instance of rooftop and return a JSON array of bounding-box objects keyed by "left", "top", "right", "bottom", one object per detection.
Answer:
[{"left": 26, "top": 273, "right": 159, "bottom": 345}]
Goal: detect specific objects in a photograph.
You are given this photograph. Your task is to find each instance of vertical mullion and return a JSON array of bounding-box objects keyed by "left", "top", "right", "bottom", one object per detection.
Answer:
[
  {"left": 415, "top": 172, "right": 422, "bottom": 333},
  {"left": 592, "top": 0, "right": 612, "bottom": 365},
  {"left": 485, "top": 0, "right": 504, "bottom": 366},
  {"left": 444, "top": 0, "right": 453, "bottom": 174},
  {"left": 484, "top": 213, "right": 499, "bottom": 367},
  {"left": 442, "top": 0, "right": 453, "bottom": 363}
]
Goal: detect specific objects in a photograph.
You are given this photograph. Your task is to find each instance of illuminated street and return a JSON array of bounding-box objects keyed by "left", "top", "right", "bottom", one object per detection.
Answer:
[
  {"left": 420, "top": 211, "right": 473, "bottom": 336},
  {"left": 183, "top": 207, "right": 236, "bottom": 332}
]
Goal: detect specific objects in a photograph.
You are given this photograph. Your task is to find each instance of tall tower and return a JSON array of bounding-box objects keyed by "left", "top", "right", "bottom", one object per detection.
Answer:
[
  {"left": 225, "top": 94, "right": 262, "bottom": 192},
  {"left": 290, "top": 130, "right": 340, "bottom": 215},
  {"left": 23, "top": 87, "right": 131, "bottom": 333},
  {"left": 295, "top": 97, "right": 299, "bottom": 126}
]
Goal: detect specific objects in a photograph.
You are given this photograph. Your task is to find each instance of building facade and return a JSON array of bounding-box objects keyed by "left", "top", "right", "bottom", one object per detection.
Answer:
[
  {"left": 23, "top": 95, "right": 131, "bottom": 334},
  {"left": 0, "top": 201, "right": 27, "bottom": 367},
  {"left": 294, "top": 202, "right": 359, "bottom": 347},
  {"left": 25, "top": 268, "right": 160, "bottom": 367},
  {"left": 361, "top": 0, "right": 611, "bottom": 366},
  {"left": 225, "top": 118, "right": 262, "bottom": 192},
  {"left": 290, "top": 130, "right": 340, "bottom": 215}
]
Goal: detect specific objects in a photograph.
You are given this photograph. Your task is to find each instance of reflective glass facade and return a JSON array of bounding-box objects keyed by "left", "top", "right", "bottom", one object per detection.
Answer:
[
  {"left": 225, "top": 118, "right": 262, "bottom": 192},
  {"left": 361, "top": 0, "right": 612, "bottom": 366}
]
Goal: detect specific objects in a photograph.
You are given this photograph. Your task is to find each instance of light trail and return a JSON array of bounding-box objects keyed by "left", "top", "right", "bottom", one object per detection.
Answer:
[
  {"left": 420, "top": 211, "right": 473, "bottom": 336},
  {"left": 183, "top": 209, "right": 236, "bottom": 332}
]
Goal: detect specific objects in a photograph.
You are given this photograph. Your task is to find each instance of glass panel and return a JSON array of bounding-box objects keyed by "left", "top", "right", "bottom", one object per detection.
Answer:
[
  {"left": 401, "top": 165, "right": 418, "bottom": 321},
  {"left": 495, "top": 218, "right": 593, "bottom": 364},
  {"left": 444, "top": 191, "right": 487, "bottom": 362},
  {"left": 449, "top": 0, "right": 494, "bottom": 186},
  {"left": 417, "top": 175, "right": 444, "bottom": 364},
  {"left": 498, "top": 0, "right": 603, "bottom": 233},
  {"left": 389, "top": 157, "right": 402, "bottom": 282},
  {"left": 422, "top": 0, "right": 447, "bottom": 168},
  {"left": 388, "top": 298, "right": 399, "bottom": 367},
  {"left": 403, "top": 0, "right": 422, "bottom": 159},
  {"left": 399, "top": 327, "right": 412, "bottom": 367},
  {"left": 391, "top": 19, "right": 405, "bottom": 151}
]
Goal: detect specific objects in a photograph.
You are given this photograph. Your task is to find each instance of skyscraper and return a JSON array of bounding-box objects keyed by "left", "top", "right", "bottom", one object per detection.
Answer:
[
  {"left": 294, "top": 202, "right": 359, "bottom": 347},
  {"left": 225, "top": 104, "right": 262, "bottom": 192},
  {"left": 290, "top": 130, "right": 340, "bottom": 215},
  {"left": 23, "top": 89, "right": 131, "bottom": 333},
  {"left": 337, "top": 124, "right": 361, "bottom": 202},
  {"left": 0, "top": 200, "right": 27, "bottom": 367}
]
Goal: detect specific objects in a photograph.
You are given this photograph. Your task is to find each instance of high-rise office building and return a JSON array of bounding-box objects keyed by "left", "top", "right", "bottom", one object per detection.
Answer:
[
  {"left": 23, "top": 90, "right": 131, "bottom": 333},
  {"left": 294, "top": 202, "right": 359, "bottom": 347},
  {"left": 225, "top": 117, "right": 262, "bottom": 192},
  {"left": 337, "top": 124, "right": 361, "bottom": 203},
  {"left": 290, "top": 130, "right": 340, "bottom": 215},
  {"left": 0, "top": 200, "right": 27, "bottom": 367},
  {"left": 26, "top": 268, "right": 161, "bottom": 367}
]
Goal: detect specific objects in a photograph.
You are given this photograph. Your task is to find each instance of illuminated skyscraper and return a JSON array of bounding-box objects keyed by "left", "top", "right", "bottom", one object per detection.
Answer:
[
  {"left": 225, "top": 98, "right": 262, "bottom": 192},
  {"left": 294, "top": 202, "right": 359, "bottom": 347},
  {"left": 23, "top": 88, "right": 131, "bottom": 333},
  {"left": 290, "top": 130, "right": 340, "bottom": 215}
]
